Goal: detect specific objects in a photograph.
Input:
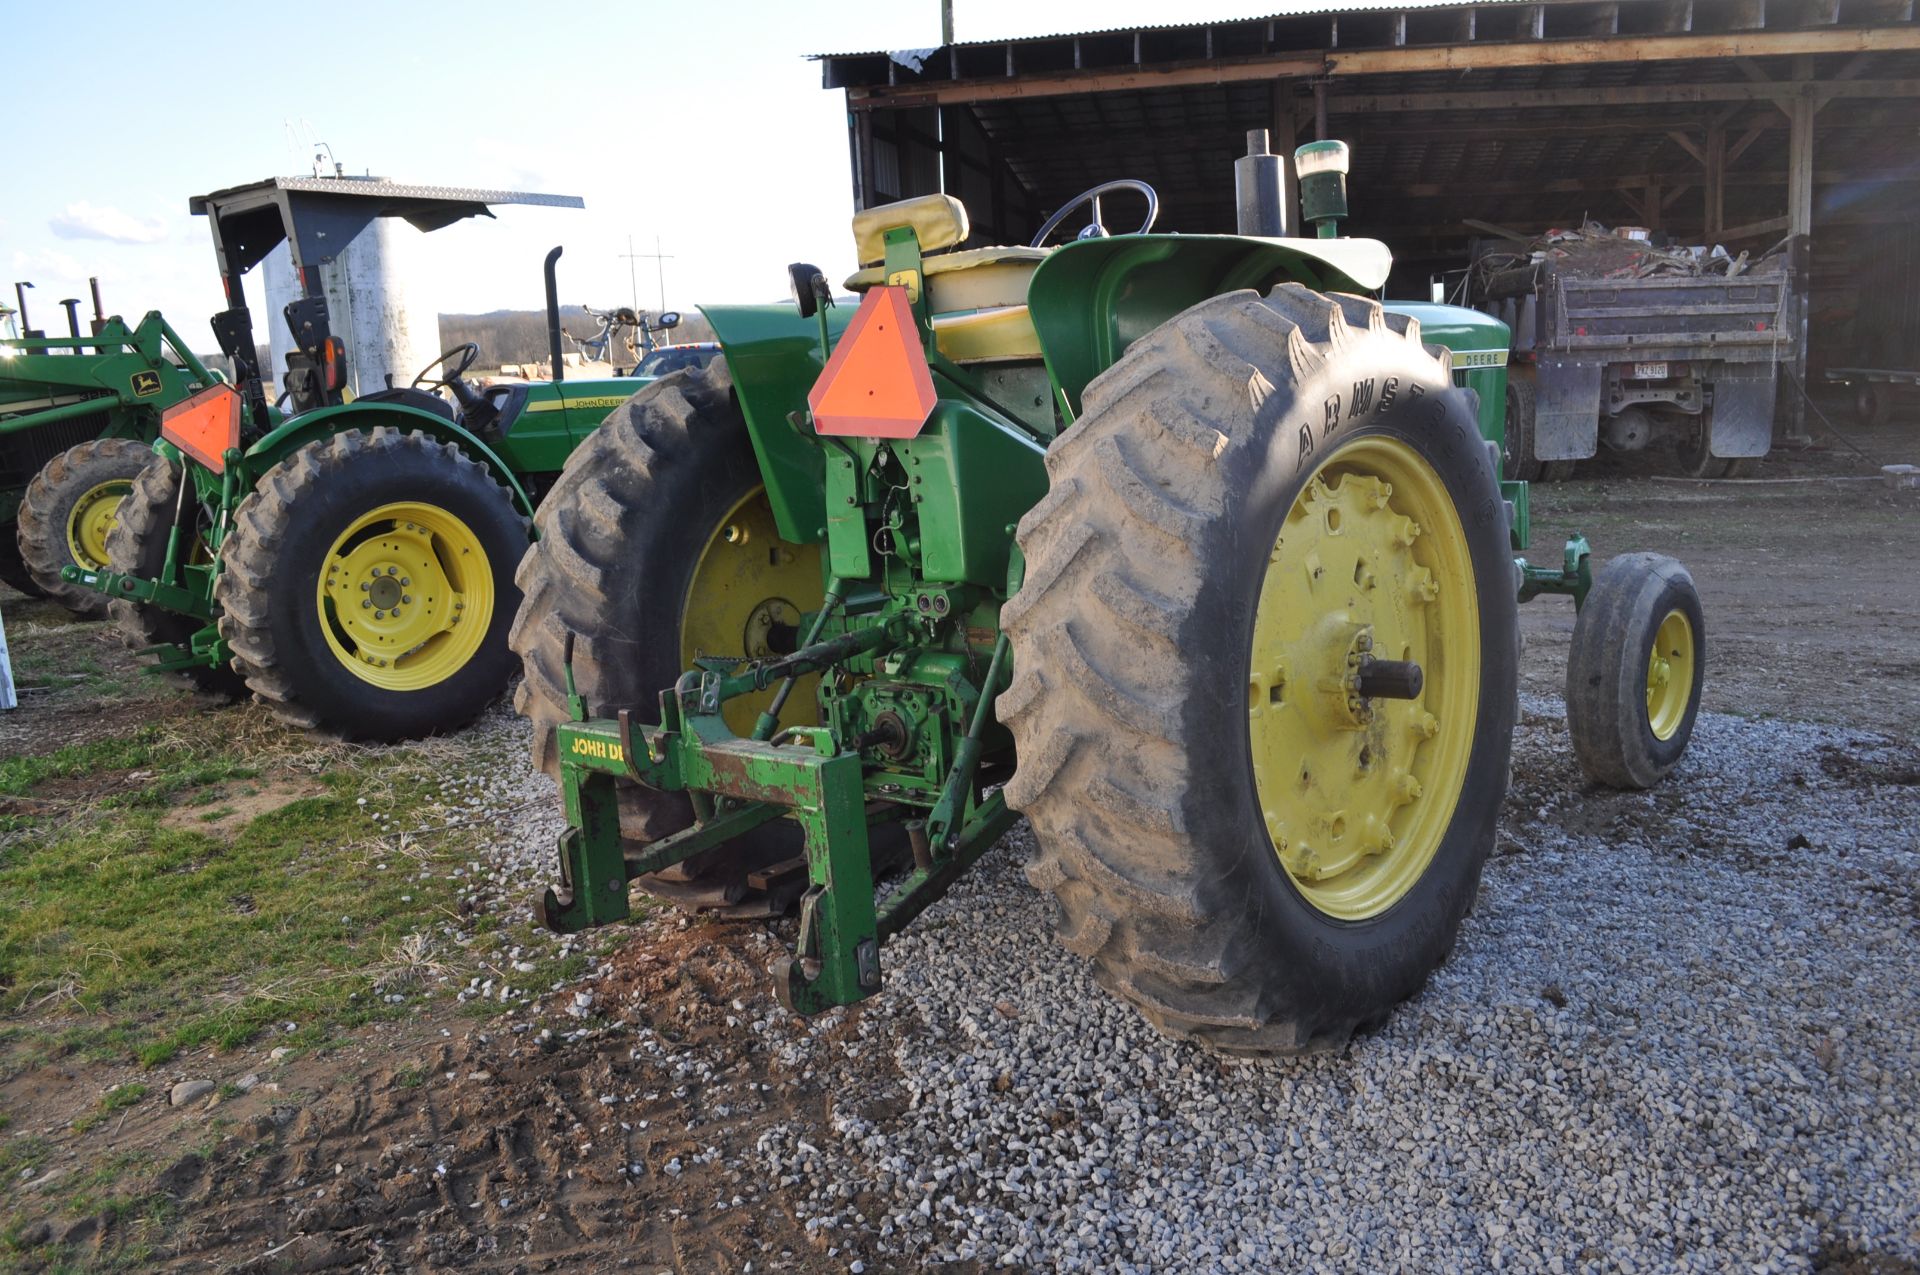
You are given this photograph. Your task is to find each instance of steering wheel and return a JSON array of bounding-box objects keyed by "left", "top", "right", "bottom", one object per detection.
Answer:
[
  {"left": 1030, "top": 180, "right": 1160, "bottom": 248},
  {"left": 412, "top": 343, "right": 480, "bottom": 391}
]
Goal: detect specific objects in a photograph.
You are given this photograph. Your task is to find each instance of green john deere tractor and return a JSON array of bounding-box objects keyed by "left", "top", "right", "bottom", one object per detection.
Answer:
[
  {"left": 67, "top": 176, "right": 675, "bottom": 739},
  {"left": 512, "top": 134, "right": 1706, "bottom": 1051},
  {"left": 2, "top": 283, "right": 220, "bottom": 616}
]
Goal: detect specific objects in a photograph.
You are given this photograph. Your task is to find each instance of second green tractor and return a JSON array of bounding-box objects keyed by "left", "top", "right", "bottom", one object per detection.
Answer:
[{"left": 72, "top": 177, "right": 665, "bottom": 739}]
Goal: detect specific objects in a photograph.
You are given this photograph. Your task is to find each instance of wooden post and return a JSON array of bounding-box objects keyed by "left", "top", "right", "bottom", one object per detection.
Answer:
[
  {"left": 1273, "top": 79, "right": 1301, "bottom": 234},
  {"left": 1784, "top": 92, "right": 1817, "bottom": 443},
  {"left": 854, "top": 109, "right": 877, "bottom": 213},
  {"left": 1786, "top": 94, "right": 1815, "bottom": 237},
  {"left": 1704, "top": 121, "right": 1726, "bottom": 241},
  {"left": 1314, "top": 79, "right": 1329, "bottom": 140}
]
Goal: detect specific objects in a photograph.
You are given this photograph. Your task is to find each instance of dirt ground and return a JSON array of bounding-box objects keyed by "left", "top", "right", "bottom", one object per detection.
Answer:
[{"left": 0, "top": 410, "right": 1915, "bottom": 1273}]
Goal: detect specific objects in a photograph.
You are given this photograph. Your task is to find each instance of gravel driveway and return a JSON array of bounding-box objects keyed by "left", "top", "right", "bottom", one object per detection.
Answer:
[{"left": 735, "top": 698, "right": 1920, "bottom": 1273}]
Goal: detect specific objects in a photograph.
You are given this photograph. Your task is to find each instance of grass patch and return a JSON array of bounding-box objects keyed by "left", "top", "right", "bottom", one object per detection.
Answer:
[
  {"left": 0, "top": 717, "right": 492, "bottom": 1067},
  {"left": 69, "top": 1083, "right": 149, "bottom": 1134}
]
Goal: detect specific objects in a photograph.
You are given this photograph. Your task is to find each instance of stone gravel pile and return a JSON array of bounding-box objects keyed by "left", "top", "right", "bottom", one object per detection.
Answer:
[
  {"left": 422, "top": 696, "right": 1918, "bottom": 1273},
  {"left": 749, "top": 702, "right": 1920, "bottom": 1273}
]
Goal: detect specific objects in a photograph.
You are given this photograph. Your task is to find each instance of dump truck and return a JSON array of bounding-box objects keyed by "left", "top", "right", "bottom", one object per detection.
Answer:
[
  {"left": 510, "top": 135, "right": 1707, "bottom": 1053},
  {"left": 1478, "top": 230, "right": 1793, "bottom": 480}
]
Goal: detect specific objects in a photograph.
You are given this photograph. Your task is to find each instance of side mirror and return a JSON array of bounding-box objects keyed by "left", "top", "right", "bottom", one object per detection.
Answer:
[
  {"left": 656, "top": 311, "right": 680, "bottom": 330},
  {"left": 787, "top": 262, "right": 831, "bottom": 319}
]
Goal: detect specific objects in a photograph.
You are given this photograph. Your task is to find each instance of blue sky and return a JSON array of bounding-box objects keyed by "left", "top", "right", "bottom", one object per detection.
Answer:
[{"left": 8, "top": 0, "right": 1346, "bottom": 347}]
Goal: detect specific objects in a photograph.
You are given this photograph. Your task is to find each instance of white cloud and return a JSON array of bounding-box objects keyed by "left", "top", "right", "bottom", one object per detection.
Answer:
[{"left": 48, "top": 201, "right": 167, "bottom": 245}]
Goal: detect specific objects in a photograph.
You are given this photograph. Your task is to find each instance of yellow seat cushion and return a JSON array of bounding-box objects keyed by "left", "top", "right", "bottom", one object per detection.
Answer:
[
  {"left": 930, "top": 306, "right": 1043, "bottom": 363},
  {"left": 852, "top": 194, "right": 970, "bottom": 266},
  {"left": 845, "top": 246, "right": 1049, "bottom": 313}
]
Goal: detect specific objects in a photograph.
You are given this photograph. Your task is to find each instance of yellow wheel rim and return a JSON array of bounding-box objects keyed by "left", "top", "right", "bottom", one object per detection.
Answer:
[
  {"left": 66, "top": 479, "right": 132, "bottom": 570},
  {"left": 680, "top": 487, "right": 824, "bottom": 737},
  {"left": 317, "top": 502, "right": 493, "bottom": 691},
  {"left": 1646, "top": 608, "right": 1694, "bottom": 741},
  {"left": 1248, "top": 436, "right": 1481, "bottom": 922}
]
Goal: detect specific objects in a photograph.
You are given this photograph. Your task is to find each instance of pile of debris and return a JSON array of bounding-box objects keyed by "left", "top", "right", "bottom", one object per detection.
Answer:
[{"left": 1473, "top": 220, "right": 1783, "bottom": 301}]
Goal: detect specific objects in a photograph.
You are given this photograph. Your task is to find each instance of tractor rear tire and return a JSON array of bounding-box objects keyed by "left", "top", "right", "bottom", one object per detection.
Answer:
[
  {"left": 214, "top": 428, "right": 529, "bottom": 740},
  {"left": 511, "top": 361, "right": 832, "bottom": 915},
  {"left": 1501, "top": 368, "right": 1544, "bottom": 482},
  {"left": 105, "top": 455, "right": 247, "bottom": 699},
  {"left": 1001, "top": 285, "right": 1518, "bottom": 1055},
  {"left": 1566, "top": 552, "right": 1703, "bottom": 790},
  {"left": 16, "top": 437, "right": 153, "bottom": 619},
  {"left": 0, "top": 521, "right": 47, "bottom": 598}
]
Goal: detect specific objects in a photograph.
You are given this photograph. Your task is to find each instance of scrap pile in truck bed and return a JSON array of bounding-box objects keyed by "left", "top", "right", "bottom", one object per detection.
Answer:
[{"left": 1476, "top": 222, "right": 1783, "bottom": 301}]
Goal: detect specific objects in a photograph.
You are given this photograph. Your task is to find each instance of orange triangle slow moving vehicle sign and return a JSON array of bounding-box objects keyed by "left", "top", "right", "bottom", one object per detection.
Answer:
[
  {"left": 160, "top": 384, "right": 243, "bottom": 475},
  {"left": 807, "top": 286, "right": 938, "bottom": 439}
]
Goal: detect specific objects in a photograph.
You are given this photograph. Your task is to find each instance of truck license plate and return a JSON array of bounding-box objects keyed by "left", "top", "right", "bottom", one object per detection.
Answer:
[{"left": 1632, "top": 362, "right": 1668, "bottom": 379}]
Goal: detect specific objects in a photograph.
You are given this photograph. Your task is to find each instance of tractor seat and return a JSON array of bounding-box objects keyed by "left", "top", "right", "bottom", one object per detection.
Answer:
[{"left": 843, "top": 194, "right": 1047, "bottom": 363}]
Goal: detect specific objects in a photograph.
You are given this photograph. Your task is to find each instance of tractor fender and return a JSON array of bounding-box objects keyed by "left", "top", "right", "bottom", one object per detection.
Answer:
[
  {"left": 1025, "top": 233, "right": 1392, "bottom": 418},
  {"left": 242, "top": 403, "right": 536, "bottom": 519}
]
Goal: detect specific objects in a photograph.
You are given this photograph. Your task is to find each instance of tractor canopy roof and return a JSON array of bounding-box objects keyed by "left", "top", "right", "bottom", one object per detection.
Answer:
[{"left": 189, "top": 176, "right": 584, "bottom": 277}]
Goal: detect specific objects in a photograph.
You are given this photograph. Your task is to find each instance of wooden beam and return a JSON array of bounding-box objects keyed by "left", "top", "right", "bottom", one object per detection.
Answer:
[
  {"left": 1668, "top": 130, "right": 1706, "bottom": 164},
  {"left": 1320, "top": 27, "right": 1920, "bottom": 74},
  {"left": 851, "top": 55, "right": 1321, "bottom": 105},
  {"left": 1717, "top": 213, "right": 1790, "bottom": 239},
  {"left": 1328, "top": 78, "right": 1920, "bottom": 113},
  {"left": 847, "top": 31, "right": 1920, "bottom": 108},
  {"left": 1726, "top": 118, "right": 1777, "bottom": 163},
  {"left": 1462, "top": 218, "right": 1534, "bottom": 243},
  {"left": 1393, "top": 168, "right": 1919, "bottom": 197}
]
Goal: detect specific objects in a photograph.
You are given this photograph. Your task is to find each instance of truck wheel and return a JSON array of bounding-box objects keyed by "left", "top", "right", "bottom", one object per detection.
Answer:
[
  {"left": 214, "top": 428, "right": 529, "bottom": 740},
  {"left": 1001, "top": 285, "right": 1518, "bottom": 1055},
  {"left": 1566, "top": 552, "right": 1703, "bottom": 789},
  {"left": 15, "top": 437, "right": 153, "bottom": 618},
  {"left": 105, "top": 455, "right": 247, "bottom": 698},
  {"left": 511, "top": 361, "right": 832, "bottom": 915},
  {"left": 1500, "top": 369, "right": 1544, "bottom": 482},
  {"left": 1674, "top": 414, "right": 1739, "bottom": 479},
  {"left": 0, "top": 521, "right": 48, "bottom": 598},
  {"left": 1854, "top": 383, "right": 1890, "bottom": 428}
]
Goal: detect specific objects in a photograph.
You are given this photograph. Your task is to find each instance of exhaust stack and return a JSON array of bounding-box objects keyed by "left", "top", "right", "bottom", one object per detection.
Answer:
[
  {"left": 1234, "top": 129, "right": 1290, "bottom": 238},
  {"left": 544, "top": 246, "right": 565, "bottom": 383}
]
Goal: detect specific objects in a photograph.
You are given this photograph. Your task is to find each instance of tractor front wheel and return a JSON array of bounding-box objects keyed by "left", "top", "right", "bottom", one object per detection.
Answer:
[
  {"left": 105, "top": 455, "right": 247, "bottom": 698},
  {"left": 0, "top": 520, "right": 47, "bottom": 598},
  {"left": 1566, "top": 552, "right": 1704, "bottom": 789},
  {"left": 511, "top": 360, "right": 831, "bottom": 915},
  {"left": 214, "top": 428, "right": 529, "bottom": 740},
  {"left": 16, "top": 437, "right": 153, "bottom": 618},
  {"left": 1002, "top": 285, "right": 1518, "bottom": 1055}
]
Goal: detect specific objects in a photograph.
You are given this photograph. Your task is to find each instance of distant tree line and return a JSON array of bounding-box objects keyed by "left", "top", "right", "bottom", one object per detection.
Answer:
[{"left": 439, "top": 306, "right": 715, "bottom": 370}]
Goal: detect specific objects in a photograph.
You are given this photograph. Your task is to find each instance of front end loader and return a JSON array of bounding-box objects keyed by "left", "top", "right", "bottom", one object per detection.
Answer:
[
  {"left": 1, "top": 287, "right": 219, "bottom": 616},
  {"left": 513, "top": 135, "right": 1706, "bottom": 1050}
]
